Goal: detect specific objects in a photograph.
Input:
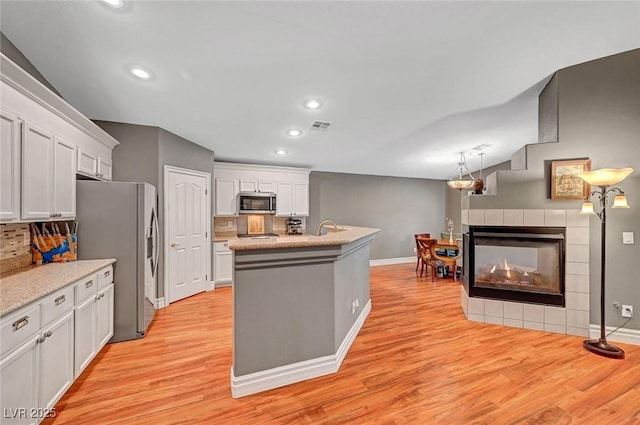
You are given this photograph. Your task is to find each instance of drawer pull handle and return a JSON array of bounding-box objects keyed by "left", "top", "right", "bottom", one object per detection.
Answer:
[
  {"left": 37, "top": 336, "right": 46, "bottom": 344},
  {"left": 55, "top": 295, "right": 66, "bottom": 306},
  {"left": 12, "top": 316, "right": 29, "bottom": 331},
  {"left": 85, "top": 280, "right": 94, "bottom": 288},
  {"left": 104, "top": 270, "right": 111, "bottom": 278},
  {"left": 44, "top": 330, "right": 53, "bottom": 338}
]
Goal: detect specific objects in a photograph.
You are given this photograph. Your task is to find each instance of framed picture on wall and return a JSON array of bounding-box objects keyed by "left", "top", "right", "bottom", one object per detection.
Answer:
[{"left": 551, "top": 159, "right": 591, "bottom": 200}]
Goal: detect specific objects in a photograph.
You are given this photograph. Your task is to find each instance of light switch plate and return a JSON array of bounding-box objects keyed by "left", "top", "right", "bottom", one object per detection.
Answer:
[{"left": 622, "top": 232, "right": 634, "bottom": 245}]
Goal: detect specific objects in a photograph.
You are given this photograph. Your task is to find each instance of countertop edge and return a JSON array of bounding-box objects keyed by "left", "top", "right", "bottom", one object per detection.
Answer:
[
  {"left": 227, "top": 226, "right": 381, "bottom": 251},
  {"left": 0, "top": 259, "right": 116, "bottom": 318}
]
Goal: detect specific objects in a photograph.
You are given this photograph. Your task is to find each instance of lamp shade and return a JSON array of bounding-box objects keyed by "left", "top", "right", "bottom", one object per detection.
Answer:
[
  {"left": 447, "top": 179, "right": 475, "bottom": 190},
  {"left": 578, "top": 168, "right": 633, "bottom": 186},
  {"left": 612, "top": 195, "right": 630, "bottom": 208},
  {"left": 580, "top": 201, "right": 595, "bottom": 215}
]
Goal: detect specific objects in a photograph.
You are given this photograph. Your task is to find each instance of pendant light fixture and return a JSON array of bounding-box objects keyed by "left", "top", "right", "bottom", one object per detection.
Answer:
[{"left": 447, "top": 152, "right": 476, "bottom": 190}]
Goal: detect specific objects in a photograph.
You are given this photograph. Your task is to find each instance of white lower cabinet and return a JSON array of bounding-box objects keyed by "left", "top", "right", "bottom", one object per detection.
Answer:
[
  {"left": 74, "top": 283, "right": 113, "bottom": 378},
  {"left": 0, "top": 335, "right": 39, "bottom": 425},
  {"left": 214, "top": 242, "right": 233, "bottom": 285},
  {"left": 0, "top": 265, "right": 114, "bottom": 424},
  {"left": 39, "top": 311, "right": 74, "bottom": 411},
  {"left": 96, "top": 285, "right": 114, "bottom": 348},
  {"left": 74, "top": 294, "right": 97, "bottom": 377}
]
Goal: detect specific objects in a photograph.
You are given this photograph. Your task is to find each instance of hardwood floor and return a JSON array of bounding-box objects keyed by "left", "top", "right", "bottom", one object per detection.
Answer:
[{"left": 45, "top": 264, "right": 640, "bottom": 424}]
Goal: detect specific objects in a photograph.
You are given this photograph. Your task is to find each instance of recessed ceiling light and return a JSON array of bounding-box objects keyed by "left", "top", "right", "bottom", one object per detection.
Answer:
[
  {"left": 101, "top": 0, "right": 124, "bottom": 8},
  {"left": 127, "top": 65, "right": 154, "bottom": 81},
  {"left": 303, "top": 98, "right": 323, "bottom": 110},
  {"left": 286, "top": 128, "right": 303, "bottom": 137},
  {"left": 274, "top": 148, "right": 288, "bottom": 156}
]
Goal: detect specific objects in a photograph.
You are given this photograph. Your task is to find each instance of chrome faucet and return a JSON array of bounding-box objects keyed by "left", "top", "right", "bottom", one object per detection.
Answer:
[{"left": 315, "top": 220, "right": 339, "bottom": 236}]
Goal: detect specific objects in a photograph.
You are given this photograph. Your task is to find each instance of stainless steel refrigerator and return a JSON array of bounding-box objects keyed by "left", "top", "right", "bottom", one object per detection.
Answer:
[{"left": 76, "top": 181, "right": 159, "bottom": 342}]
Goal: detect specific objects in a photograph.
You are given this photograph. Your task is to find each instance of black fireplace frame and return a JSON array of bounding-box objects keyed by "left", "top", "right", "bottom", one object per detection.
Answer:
[{"left": 463, "top": 226, "right": 566, "bottom": 307}]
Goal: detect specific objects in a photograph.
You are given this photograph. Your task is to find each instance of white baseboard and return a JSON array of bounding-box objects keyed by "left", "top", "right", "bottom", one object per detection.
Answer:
[
  {"left": 589, "top": 324, "right": 640, "bottom": 346},
  {"left": 215, "top": 281, "right": 232, "bottom": 289},
  {"left": 370, "top": 256, "right": 415, "bottom": 266},
  {"left": 155, "top": 297, "right": 166, "bottom": 309},
  {"left": 208, "top": 281, "right": 216, "bottom": 291},
  {"left": 231, "top": 299, "right": 372, "bottom": 398}
]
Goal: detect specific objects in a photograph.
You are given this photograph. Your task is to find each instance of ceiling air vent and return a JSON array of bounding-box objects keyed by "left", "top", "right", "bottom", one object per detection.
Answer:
[{"left": 310, "top": 121, "right": 331, "bottom": 131}]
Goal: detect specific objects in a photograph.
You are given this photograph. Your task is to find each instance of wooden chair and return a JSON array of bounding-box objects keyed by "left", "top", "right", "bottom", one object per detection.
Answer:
[
  {"left": 414, "top": 233, "right": 431, "bottom": 272},
  {"left": 430, "top": 240, "right": 463, "bottom": 281},
  {"left": 415, "top": 237, "right": 438, "bottom": 279}
]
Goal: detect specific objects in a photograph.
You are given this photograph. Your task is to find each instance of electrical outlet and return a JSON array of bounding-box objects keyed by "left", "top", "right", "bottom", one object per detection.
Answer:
[
  {"left": 228, "top": 221, "right": 233, "bottom": 228},
  {"left": 23, "top": 232, "right": 30, "bottom": 246},
  {"left": 413, "top": 247, "right": 417, "bottom": 253},
  {"left": 622, "top": 305, "right": 633, "bottom": 318}
]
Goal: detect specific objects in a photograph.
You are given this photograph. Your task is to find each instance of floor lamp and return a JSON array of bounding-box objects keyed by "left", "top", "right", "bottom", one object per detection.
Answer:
[{"left": 578, "top": 167, "right": 634, "bottom": 359}]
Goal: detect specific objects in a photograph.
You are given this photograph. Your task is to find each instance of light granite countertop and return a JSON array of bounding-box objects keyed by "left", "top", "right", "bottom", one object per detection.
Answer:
[
  {"left": 0, "top": 259, "right": 116, "bottom": 317},
  {"left": 227, "top": 225, "right": 380, "bottom": 251}
]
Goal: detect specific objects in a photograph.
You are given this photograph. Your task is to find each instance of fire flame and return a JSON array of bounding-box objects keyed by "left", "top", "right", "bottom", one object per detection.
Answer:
[
  {"left": 503, "top": 259, "right": 512, "bottom": 278},
  {"left": 490, "top": 265, "right": 496, "bottom": 273}
]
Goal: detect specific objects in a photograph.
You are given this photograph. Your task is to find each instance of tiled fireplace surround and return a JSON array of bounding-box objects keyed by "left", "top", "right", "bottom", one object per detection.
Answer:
[{"left": 460, "top": 208, "right": 590, "bottom": 337}]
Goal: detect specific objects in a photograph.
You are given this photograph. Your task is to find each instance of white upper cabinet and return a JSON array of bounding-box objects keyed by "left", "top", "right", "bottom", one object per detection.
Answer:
[
  {"left": 214, "top": 162, "right": 310, "bottom": 218},
  {"left": 239, "top": 179, "right": 258, "bottom": 192},
  {"left": 215, "top": 178, "right": 239, "bottom": 216},
  {"left": 53, "top": 137, "right": 76, "bottom": 219},
  {"left": 1, "top": 53, "right": 118, "bottom": 222},
  {"left": 21, "top": 123, "right": 77, "bottom": 221},
  {"left": 258, "top": 180, "right": 277, "bottom": 193},
  {"left": 0, "top": 109, "right": 21, "bottom": 221},
  {"left": 22, "top": 122, "right": 54, "bottom": 220},
  {"left": 77, "top": 147, "right": 112, "bottom": 181},
  {"left": 275, "top": 181, "right": 309, "bottom": 217}
]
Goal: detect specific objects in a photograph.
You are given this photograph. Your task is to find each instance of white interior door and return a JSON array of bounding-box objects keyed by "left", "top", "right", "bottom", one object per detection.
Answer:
[{"left": 167, "top": 168, "right": 209, "bottom": 303}]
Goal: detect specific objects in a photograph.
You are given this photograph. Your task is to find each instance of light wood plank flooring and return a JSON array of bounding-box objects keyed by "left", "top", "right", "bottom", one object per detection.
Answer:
[{"left": 45, "top": 264, "right": 640, "bottom": 424}]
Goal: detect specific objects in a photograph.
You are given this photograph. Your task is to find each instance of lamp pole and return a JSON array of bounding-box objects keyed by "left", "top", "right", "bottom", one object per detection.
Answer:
[{"left": 582, "top": 185, "right": 628, "bottom": 359}]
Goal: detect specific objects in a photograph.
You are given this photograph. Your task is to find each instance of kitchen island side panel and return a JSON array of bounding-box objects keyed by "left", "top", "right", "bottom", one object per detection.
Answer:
[{"left": 233, "top": 259, "right": 335, "bottom": 376}]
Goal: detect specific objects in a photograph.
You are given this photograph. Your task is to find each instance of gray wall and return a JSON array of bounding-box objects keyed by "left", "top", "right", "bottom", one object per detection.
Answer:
[
  {"left": 1, "top": 32, "right": 62, "bottom": 97},
  {"left": 309, "top": 171, "right": 446, "bottom": 260},
  {"left": 94, "top": 121, "right": 215, "bottom": 300},
  {"left": 469, "top": 49, "right": 640, "bottom": 330},
  {"left": 158, "top": 128, "right": 215, "bottom": 297}
]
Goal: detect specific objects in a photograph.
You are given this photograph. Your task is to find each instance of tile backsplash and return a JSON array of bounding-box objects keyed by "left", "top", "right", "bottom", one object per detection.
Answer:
[
  {"left": 0, "top": 223, "right": 32, "bottom": 273},
  {"left": 213, "top": 216, "right": 303, "bottom": 236}
]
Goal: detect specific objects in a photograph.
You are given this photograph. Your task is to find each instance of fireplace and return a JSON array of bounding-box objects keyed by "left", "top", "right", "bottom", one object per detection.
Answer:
[{"left": 463, "top": 226, "right": 565, "bottom": 307}]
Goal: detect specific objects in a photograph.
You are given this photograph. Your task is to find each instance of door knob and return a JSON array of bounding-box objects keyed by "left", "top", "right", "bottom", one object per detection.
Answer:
[{"left": 171, "top": 242, "right": 181, "bottom": 248}]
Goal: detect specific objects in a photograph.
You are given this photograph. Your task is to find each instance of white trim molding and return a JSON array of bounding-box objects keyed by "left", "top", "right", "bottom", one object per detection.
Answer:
[
  {"left": 231, "top": 299, "right": 372, "bottom": 398},
  {"left": 589, "top": 324, "right": 640, "bottom": 346},
  {"left": 370, "top": 256, "right": 415, "bottom": 267},
  {"left": 155, "top": 297, "right": 166, "bottom": 310}
]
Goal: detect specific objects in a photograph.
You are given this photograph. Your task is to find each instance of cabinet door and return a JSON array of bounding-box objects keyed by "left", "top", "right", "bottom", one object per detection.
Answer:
[
  {"left": 239, "top": 179, "right": 257, "bottom": 192},
  {"left": 0, "top": 335, "right": 39, "bottom": 425},
  {"left": 215, "top": 251, "right": 233, "bottom": 284},
  {"left": 96, "top": 284, "right": 114, "bottom": 348},
  {"left": 74, "top": 295, "right": 97, "bottom": 378},
  {"left": 215, "top": 178, "right": 239, "bottom": 216},
  {"left": 258, "top": 180, "right": 276, "bottom": 193},
  {"left": 53, "top": 137, "right": 76, "bottom": 219},
  {"left": 0, "top": 110, "right": 21, "bottom": 221},
  {"left": 292, "top": 182, "right": 309, "bottom": 216},
  {"left": 39, "top": 311, "right": 74, "bottom": 411},
  {"left": 275, "top": 181, "right": 293, "bottom": 216},
  {"left": 97, "top": 157, "right": 112, "bottom": 181},
  {"left": 22, "top": 122, "right": 54, "bottom": 220},
  {"left": 76, "top": 148, "right": 98, "bottom": 178}
]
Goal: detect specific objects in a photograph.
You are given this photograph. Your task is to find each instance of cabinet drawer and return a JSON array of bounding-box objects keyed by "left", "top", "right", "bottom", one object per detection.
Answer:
[
  {"left": 41, "top": 285, "right": 74, "bottom": 326},
  {"left": 75, "top": 274, "right": 98, "bottom": 303},
  {"left": 215, "top": 241, "right": 231, "bottom": 253},
  {"left": 0, "top": 304, "right": 41, "bottom": 357},
  {"left": 97, "top": 265, "right": 114, "bottom": 290}
]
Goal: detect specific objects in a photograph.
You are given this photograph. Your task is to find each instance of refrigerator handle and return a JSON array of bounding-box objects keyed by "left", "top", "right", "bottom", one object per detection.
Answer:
[{"left": 151, "top": 207, "right": 160, "bottom": 276}]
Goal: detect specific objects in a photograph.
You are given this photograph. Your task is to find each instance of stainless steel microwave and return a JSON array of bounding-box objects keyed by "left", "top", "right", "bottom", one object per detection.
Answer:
[{"left": 237, "top": 192, "right": 277, "bottom": 214}]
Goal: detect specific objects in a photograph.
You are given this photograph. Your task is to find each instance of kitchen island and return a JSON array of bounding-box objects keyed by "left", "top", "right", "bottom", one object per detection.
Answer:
[{"left": 228, "top": 225, "right": 380, "bottom": 398}]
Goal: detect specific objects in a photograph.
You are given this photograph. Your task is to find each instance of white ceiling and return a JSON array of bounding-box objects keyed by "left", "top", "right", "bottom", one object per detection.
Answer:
[{"left": 1, "top": 1, "right": 639, "bottom": 179}]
